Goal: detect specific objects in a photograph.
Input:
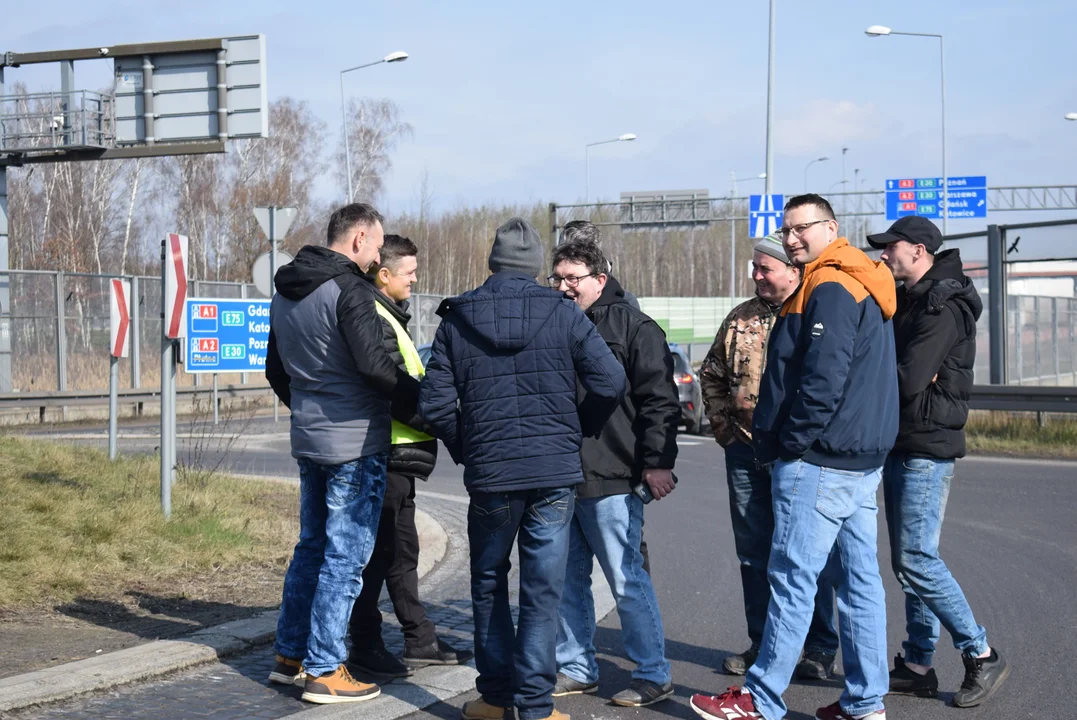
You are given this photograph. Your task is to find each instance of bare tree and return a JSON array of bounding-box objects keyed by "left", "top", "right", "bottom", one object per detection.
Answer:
[{"left": 337, "top": 98, "right": 413, "bottom": 204}]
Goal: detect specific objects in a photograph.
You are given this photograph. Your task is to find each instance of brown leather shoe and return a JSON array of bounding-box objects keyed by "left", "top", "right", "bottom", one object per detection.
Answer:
[
  {"left": 537, "top": 710, "right": 570, "bottom": 720},
  {"left": 461, "top": 699, "right": 507, "bottom": 720},
  {"left": 301, "top": 664, "right": 381, "bottom": 704},
  {"left": 268, "top": 654, "right": 307, "bottom": 687}
]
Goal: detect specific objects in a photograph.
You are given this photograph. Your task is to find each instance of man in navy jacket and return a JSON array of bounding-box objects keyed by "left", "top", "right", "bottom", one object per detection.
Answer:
[{"left": 419, "top": 217, "right": 626, "bottom": 720}]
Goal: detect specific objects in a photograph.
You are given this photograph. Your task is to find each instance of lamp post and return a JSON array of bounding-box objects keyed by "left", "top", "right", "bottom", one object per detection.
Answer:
[
  {"left": 803, "top": 156, "right": 829, "bottom": 192},
  {"left": 340, "top": 51, "right": 409, "bottom": 203},
  {"left": 729, "top": 172, "right": 767, "bottom": 302},
  {"left": 585, "top": 134, "right": 636, "bottom": 203},
  {"left": 866, "top": 25, "right": 947, "bottom": 236},
  {"left": 764, "top": 0, "right": 776, "bottom": 193}
]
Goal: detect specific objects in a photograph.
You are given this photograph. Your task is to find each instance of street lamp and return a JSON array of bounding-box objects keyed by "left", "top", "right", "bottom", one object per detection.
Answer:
[
  {"left": 866, "top": 24, "right": 948, "bottom": 235},
  {"left": 803, "top": 156, "right": 829, "bottom": 192},
  {"left": 585, "top": 134, "right": 636, "bottom": 203},
  {"left": 1066, "top": 113, "right": 1077, "bottom": 121},
  {"left": 340, "top": 51, "right": 409, "bottom": 203}
]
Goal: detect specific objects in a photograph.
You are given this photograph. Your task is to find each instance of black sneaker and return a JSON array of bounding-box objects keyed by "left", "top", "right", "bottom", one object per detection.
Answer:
[
  {"left": 795, "top": 651, "right": 836, "bottom": 681},
  {"left": 722, "top": 643, "right": 760, "bottom": 675},
  {"left": 347, "top": 645, "right": 411, "bottom": 678},
  {"left": 403, "top": 637, "right": 474, "bottom": 667},
  {"left": 953, "top": 648, "right": 1010, "bottom": 708},
  {"left": 611, "top": 679, "right": 674, "bottom": 707},
  {"left": 889, "top": 654, "right": 938, "bottom": 698},
  {"left": 553, "top": 672, "right": 599, "bottom": 697}
]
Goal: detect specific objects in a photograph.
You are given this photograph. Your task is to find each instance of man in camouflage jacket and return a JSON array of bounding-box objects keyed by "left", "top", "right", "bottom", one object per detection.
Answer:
[{"left": 699, "top": 235, "right": 840, "bottom": 680}]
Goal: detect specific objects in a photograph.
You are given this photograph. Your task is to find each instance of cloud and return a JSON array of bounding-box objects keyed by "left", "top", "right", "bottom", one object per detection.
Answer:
[{"left": 776, "top": 99, "right": 900, "bottom": 156}]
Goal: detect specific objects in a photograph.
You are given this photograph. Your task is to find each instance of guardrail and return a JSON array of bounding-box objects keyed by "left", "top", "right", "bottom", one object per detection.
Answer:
[
  {"left": 967, "top": 385, "right": 1077, "bottom": 414},
  {"left": 0, "top": 384, "right": 274, "bottom": 422}
]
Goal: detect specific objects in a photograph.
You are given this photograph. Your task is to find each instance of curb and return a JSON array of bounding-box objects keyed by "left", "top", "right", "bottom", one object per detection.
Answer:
[{"left": 0, "top": 506, "right": 447, "bottom": 714}]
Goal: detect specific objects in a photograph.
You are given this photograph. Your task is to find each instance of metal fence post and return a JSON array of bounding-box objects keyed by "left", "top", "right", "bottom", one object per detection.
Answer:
[
  {"left": 1033, "top": 296, "right": 1041, "bottom": 385},
  {"left": 131, "top": 275, "right": 143, "bottom": 416},
  {"left": 55, "top": 270, "right": 68, "bottom": 419},
  {"left": 1052, "top": 297, "right": 1060, "bottom": 385},
  {"left": 1014, "top": 299, "right": 1023, "bottom": 385}
]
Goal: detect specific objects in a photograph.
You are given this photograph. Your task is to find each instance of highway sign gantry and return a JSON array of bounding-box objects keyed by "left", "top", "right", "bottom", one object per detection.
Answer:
[{"left": 885, "top": 176, "right": 987, "bottom": 220}]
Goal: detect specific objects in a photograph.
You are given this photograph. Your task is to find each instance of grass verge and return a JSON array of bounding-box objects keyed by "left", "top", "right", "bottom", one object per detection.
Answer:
[
  {"left": 0, "top": 435, "right": 298, "bottom": 611},
  {"left": 966, "top": 411, "right": 1077, "bottom": 458}
]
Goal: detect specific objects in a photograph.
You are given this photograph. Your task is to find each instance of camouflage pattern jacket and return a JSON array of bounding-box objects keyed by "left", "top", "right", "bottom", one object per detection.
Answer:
[{"left": 699, "top": 295, "right": 780, "bottom": 447}]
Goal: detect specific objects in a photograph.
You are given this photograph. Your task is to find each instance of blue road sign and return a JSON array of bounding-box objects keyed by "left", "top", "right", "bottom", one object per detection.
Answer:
[
  {"left": 749, "top": 194, "right": 784, "bottom": 238},
  {"left": 885, "top": 176, "right": 987, "bottom": 220},
  {"left": 184, "top": 298, "right": 271, "bottom": 374}
]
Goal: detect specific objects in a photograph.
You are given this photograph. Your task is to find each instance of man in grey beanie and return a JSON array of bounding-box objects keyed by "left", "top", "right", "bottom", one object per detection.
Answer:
[{"left": 420, "top": 217, "right": 626, "bottom": 720}]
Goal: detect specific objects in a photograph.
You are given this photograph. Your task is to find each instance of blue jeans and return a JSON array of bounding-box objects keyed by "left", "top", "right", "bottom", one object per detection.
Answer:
[
  {"left": 469, "top": 487, "right": 574, "bottom": 720},
  {"left": 556, "top": 493, "right": 670, "bottom": 686},
  {"left": 884, "top": 454, "right": 989, "bottom": 666},
  {"left": 724, "top": 441, "right": 839, "bottom": 655},
  {"left": 745, "top": 459, "right": 888, "bottom": 720},
  {"left": 275, "top": 454, "right": 387, "bottom": 676}
]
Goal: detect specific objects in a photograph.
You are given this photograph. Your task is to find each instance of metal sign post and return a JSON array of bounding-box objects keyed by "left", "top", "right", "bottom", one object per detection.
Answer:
[
  {"left": 160, "top": 233, "right": 188, "bottom": 518},
  {"left": 253, "top": 207, "right": 296, "bottom": 423},
  {"left": 108, "top": 278, "right": 131, "bottom": 459}
]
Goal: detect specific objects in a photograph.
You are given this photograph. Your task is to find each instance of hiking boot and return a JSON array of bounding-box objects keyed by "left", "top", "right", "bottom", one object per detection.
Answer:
[
  {"left": 301, "top": 664, "right": 381, "bottom": 704},
  {"left": 348, "top": 644, "right": 411, "bottom": 678},
  {"left": 952, "top": 648, "right": 1010, "bottom": 708},
  {"left": 268, "top": 654, "right": 307, "bottom": 687},
  {"left": 461, "top": 699, "right": 507, "bottom": 720},
  {"left": 690, "top": 687, "right": 762, "bottom": 720},
  {"left": 404, "top": 637, "right": 475, "bottom": 667},
  {"left": 722, "top": 643, "right": 760, "bottom": 675},
  {"left": 611, "top": 679, "right": 674, "bottom": 707},
  {"left": 815, "top": 702, "right": 886, "bottom": 719},
  {"left": 552, "top": 672, "right": 599, "bottom": 697},
  {"left": 888, "top": 654, "right": 938, "bottom": 697},
  {"left": 796, "top": 651, "right": 836, "bottom": 681}
]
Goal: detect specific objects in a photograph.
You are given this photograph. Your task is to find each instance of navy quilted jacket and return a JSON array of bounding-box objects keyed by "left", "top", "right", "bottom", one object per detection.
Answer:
[{"left": 418, "top": 272, "right": 627, "bottom": 494}]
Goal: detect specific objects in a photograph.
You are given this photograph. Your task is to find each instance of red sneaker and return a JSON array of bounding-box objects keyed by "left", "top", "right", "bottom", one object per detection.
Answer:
[
  {"left": 815, "top": 702, "right": 886, "bottom": 720},
  {"left": 690, "top": 686, "right": 762, "bottom": 720}
]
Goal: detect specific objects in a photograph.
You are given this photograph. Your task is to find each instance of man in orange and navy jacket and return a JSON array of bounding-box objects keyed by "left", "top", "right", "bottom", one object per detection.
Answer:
[{"left": 690, "top": 194, "right": 898, "bottom": 720}]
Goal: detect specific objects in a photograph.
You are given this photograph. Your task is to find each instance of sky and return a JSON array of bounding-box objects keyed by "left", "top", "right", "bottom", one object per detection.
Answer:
[{"left": 5, "top": 0, "right": 1077, "bottom": 252}]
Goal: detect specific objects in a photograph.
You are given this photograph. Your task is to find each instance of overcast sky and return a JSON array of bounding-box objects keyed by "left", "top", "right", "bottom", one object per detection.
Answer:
[{"left": 5, "top": 0, "right": 1077, "bottom": 251}]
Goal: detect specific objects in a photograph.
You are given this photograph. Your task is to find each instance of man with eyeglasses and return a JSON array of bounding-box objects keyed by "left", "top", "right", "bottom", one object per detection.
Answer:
[
  {"left": 691, "top": 194, "right": 898, "bottom": 720},
  {"left": 559, "top": 220, "right": 640, "bottom": 310},
  {"left": 548, "top": 240, "right": 679, "bottom": 708},
  {"left": 699, "top": 234, "right": 839, "bottom": 681}
]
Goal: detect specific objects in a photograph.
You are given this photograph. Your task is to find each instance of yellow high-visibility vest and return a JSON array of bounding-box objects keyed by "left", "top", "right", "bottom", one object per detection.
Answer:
[{"left": 375, "top": 301, "right": 434, "bottom": 445}]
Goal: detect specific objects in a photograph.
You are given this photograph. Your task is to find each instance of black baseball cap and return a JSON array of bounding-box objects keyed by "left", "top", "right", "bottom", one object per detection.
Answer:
[{"left": 866, "top": 216, "right": 943, "bottom": 254}]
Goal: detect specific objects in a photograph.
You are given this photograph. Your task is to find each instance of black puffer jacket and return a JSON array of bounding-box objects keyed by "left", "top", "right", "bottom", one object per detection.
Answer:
[
  {"left": 370, "top": 284, "right": 438, "bottom": 479},
  {"left": 577, "top": 276, "right": 681, "bottom": 499},
  {"left": 892, "top": 249, "right": 982, "bottom": 459}
]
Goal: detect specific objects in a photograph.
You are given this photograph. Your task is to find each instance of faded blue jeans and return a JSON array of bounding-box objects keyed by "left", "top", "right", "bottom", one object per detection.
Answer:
[
  {"left": 884, "top": 454, "right": 989, "bottom": 666},
  {"left": 745, "top": 459, "right": 888, "bottom": 720},
  {"left": 275, "top": 453, "right": 387, "bottom": 677},
  {"left": 469, "top": 486, "right": 574, "bottom": 720},
  {"left": 724, "top": 440, "right": 839, "bottom": 655},
  {"left": 556, "top": 493, "right": 671, "bottom": 686}
]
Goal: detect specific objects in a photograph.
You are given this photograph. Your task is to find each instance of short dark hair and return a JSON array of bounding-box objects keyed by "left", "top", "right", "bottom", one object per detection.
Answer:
[
  {"left": 375, "top": 234, "right": 418, "bottom": 272},
  {"left": 560, "top": 220, "right": 601, "bottom": 245},
  {"left": 551, "top": 241, "right": 608, "bottom": 277},
  {"left": 327, "top": 203, "right": 384, "bottom": 246},
  {"left": 783, "top": 193, "right": 835, "bottom": 220}
]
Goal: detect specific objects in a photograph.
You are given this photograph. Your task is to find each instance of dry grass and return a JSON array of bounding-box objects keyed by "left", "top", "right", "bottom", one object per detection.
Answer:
[
  {"left": 0, "top": 436, "right": 298, "bottom": 611},
  {"left": 966, "top": 410, "right": 1077, "bottom": 458}
]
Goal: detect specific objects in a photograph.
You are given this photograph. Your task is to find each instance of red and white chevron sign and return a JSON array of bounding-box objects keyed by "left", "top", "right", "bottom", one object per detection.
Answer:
[
  {"left": 164, "top": 233, "right": 189, "bottom": 339},
  {"left": 109, "top": 278, "right": 131, "bottom": 358}
]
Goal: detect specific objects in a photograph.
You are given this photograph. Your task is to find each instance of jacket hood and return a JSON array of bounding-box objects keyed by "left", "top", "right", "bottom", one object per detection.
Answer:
[
  {"left": 275, "top": 245, "right": 363, "bottom": 301},
  {"left": 807, "top": 238, "right": 897, "bottom": 319},
  {"left": 438, "top": 272, "right": 569, "bottom": 351},
  {"left": 588, "top": 274, "right": 628, "bottom": 313},
  {"left": 906, "top": 249, "right": 983, "bottom": 322}
]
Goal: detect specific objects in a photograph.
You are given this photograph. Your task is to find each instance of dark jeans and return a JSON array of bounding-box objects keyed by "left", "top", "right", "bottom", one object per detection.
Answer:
[
  {"left": 349, "top": 471, "right": 437, "bottom": 651},
  {"left": 724, "top": 440, "right": 839, "bottom": 654},
  {"left": 469, "top": 486, "right": 574, "bottom": 720}
]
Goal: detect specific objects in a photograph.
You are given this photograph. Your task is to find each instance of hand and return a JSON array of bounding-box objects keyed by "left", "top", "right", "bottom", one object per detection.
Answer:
[{"left": 643, "top": 468, "right": 676, "bottom": 501}]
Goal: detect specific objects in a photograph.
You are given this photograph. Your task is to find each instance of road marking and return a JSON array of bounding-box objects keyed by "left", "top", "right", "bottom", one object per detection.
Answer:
[{"left": 677, "top": 437, "right": 705, "bottom": 446}]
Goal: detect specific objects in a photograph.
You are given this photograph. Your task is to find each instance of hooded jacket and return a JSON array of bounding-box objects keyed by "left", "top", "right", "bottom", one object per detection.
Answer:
[
  {"left": 892, "top": 249, "right": 982, "bottom": 459},
  {"left": 369, "top": 287, "right": 439, "bottom": 478},
  {"left": 577, "top": 276, "right": 680, "bottom": 499},
  {"left": 753, "top": 238, "right": 899, "bottom": 471},
  {"left": 418, "top": 272, "right": 627, "bottom": 494},
  {"left": 265, "top": 245, "right": 420, "bottom": 464}
]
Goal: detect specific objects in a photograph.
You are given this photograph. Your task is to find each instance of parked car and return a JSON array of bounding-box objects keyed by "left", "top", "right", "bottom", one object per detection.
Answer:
[{"left": 668, "top": 343, "right": 705, "bottom": 435}]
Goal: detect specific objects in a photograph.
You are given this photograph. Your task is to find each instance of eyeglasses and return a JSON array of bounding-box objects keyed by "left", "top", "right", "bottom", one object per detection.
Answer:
[
  {"left": 776, "top": 219, "right": 831, "bottom": 240},
  {"left": 547, "top": 273, "right": 596, "bottom": 288}
]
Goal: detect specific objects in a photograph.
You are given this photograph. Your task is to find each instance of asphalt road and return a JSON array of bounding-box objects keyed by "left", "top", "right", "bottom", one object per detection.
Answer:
[{"left": 18, "top": 417, "right": 1077, "bottom": 719}]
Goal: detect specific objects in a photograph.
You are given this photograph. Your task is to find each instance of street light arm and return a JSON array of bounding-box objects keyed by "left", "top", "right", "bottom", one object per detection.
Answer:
[
  {"left": 586, "top": 138, "right": 624, "bottom": 148},
  {"left": 341, "top": 59, "right": 386, "bottom": 76}
]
